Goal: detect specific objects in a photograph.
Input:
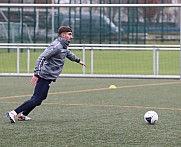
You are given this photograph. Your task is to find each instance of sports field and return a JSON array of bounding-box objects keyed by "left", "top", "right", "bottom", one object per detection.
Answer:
[
  {"left": 0, "top": 77, "right": 181, "bottom": 147},
  {"left": 0, "top": 49, "right": 180, "bottom": 75}
]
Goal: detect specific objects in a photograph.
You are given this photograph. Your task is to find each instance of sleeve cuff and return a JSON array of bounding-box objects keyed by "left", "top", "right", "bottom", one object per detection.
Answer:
[
  {"left": 34, "top": 74, "right": 39, "bottom": 78},
  {"left": 76, "top": 59, "right": 80, "bottom": 63}
]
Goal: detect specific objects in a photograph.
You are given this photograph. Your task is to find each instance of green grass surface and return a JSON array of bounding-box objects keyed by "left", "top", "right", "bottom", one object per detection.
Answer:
[
  {"left": 0, "top": 49, "right": 180, "bottom": 75},
  {"left": 0, "top": 77, "right": 181, "bottom": 146}
]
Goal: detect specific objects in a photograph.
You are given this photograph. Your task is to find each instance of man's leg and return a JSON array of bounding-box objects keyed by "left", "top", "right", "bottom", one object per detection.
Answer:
[
  {"left": 15, "top": 77, "right": 51, "bottom": 115},
  {"left": 7, "top": 77, "right": 51, "bottom": 123}
]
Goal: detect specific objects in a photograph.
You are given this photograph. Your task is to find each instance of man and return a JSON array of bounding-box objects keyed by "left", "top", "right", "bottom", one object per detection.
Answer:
[{"left": 7, "top": 26, "right": 86, "bottom": 123}]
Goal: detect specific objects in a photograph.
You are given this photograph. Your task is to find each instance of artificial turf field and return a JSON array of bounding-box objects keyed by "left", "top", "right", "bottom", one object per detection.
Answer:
[{"left": 0, "top": 77, "right": 181, "bottom": 147}]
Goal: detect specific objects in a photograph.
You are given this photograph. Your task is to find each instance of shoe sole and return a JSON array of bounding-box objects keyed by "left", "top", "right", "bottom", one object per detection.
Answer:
[
  {"left": 18, "top": 119, "right": 31, "bottom": 121},
  {"left": 18, "top": 117, "right": 31, "bottom": 121},
  {"left": 6, "top": 112, "right": 15, "bottom": 123}
]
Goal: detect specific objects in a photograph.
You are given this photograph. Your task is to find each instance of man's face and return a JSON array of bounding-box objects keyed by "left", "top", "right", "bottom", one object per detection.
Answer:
[{"left": 61, "top": 32, "right": 73, "bottom": 42}]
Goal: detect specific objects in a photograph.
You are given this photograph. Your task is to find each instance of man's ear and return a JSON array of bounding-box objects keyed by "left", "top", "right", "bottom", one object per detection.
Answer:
[{"left": 60, "top": 32, "right": 65, "bottom": 38}]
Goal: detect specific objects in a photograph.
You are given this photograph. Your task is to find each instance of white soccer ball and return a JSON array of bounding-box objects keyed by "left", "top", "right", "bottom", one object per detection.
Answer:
[{"left": 144, "top": 111, "right": 158, "bottom": 124}]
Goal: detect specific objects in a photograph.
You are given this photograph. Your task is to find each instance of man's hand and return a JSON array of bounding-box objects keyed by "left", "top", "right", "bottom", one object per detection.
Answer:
[
  {"left": 79, "top": 60, "right": 86, "bottom": 67},
  {"left": 30, "top": 75, "right": 38, "bottom": 85}
]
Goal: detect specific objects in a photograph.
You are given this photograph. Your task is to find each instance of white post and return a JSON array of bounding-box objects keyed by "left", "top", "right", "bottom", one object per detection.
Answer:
[
  {"left": 91, "top": 47, "right": 94, "bottom": 74},
  {"left": 153, "top": 47, "right": 159, "bottom": 75},
  {"left": 27, "top": 48, "right": 30, "bottom": 73},
  {"left": 180, "top": 7, "right": 181, "bottom": 80},
  {"left": 82, "top": 45, "right": 86, "bottom": 74},
  {"left": 17, "top": 45, "right": 20, "bottom": 73}
]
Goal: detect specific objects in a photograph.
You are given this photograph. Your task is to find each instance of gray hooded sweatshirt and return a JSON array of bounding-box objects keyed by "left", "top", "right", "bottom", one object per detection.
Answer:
[{"left": 34, "top": 37, "right": 80, "bottom": 81}]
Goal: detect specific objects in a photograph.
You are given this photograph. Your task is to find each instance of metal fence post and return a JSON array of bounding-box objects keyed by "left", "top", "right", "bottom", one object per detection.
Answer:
[
  {"left": 91, "top": 47, "right": 94, "bottom": 74},
  {"left": 179, "top": 7, "right": 181, "bottom": 80},
  {"left": 27, "top": 48, "right": 30, "bottom": 73},
  {"left": 17, "top": 45, "right": 20, "bottom": 73},
  {"left": 82, "top": 45, "right": 86, "bottom": 74},
  {"left": 153, "top": 47, "right": 159, "bottom": 75}
]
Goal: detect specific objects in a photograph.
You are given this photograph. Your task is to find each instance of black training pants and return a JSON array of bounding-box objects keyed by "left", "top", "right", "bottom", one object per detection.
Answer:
[{"left": 15, "top": 77, "right": 52, "bottom": 116}]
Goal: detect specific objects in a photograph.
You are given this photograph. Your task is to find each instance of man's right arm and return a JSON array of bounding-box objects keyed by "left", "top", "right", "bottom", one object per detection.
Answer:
[{"left": 30, "top": 75, "right": 38, "bottom": 85}]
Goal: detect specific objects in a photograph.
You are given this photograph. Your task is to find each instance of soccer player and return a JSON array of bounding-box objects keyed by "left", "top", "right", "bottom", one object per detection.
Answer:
[{"left": 7, "top": 26, "right": 86, "bottom": 123}]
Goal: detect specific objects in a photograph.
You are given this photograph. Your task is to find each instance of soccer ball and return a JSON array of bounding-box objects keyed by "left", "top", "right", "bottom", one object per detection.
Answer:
[{"left": 144, "top": 111, "right": 158, "bottom": 124}]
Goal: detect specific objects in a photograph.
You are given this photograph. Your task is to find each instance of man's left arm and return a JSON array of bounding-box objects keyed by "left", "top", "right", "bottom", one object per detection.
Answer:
[{"left": 66, "top": 49, "right": 86, "bottom": 66}]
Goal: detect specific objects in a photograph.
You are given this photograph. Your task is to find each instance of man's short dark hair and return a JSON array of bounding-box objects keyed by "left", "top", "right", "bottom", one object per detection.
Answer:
[{"left": 58, "top": 26, "right": 72, "bottom": 35}]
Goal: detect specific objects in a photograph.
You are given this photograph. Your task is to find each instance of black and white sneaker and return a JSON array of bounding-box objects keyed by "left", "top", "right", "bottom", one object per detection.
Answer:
[{"left": 7, "top": 111, "right": 17, "bottom": 123}]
